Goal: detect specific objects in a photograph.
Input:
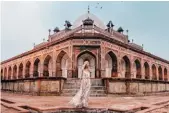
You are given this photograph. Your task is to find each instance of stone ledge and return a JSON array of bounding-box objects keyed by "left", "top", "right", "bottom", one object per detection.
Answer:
[
  {"left": 1, "top": 76, "right": 66, "bottom": 82},
  {"left": 102, "top": 77, "right": 169, "bottom": 83}
]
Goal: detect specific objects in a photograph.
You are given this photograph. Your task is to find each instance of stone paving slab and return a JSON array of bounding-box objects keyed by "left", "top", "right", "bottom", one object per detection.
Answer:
[{"left": 1, "top": 91, "right": 169, "bottom": 113}]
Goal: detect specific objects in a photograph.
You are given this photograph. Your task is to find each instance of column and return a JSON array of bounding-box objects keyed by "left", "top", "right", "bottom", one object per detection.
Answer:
[
  {"left": 40, "top": 56, "right": 44, "bottom": 77},
  {"left": 100, "top": 45, "right": 105, "bottom": 78},
  {"left": 16, "top": 64, "right": 19, "bottom": 79},
  {"left": 11, "top": 66, "right": 13, "bottom": 79},
  {"left": 149, "top": 63, "right": 152, "bottom": 80},
  {"left": 156, "top": 65, "right": 159, "bottom": 80},
  {"left": 162, "top": 67, "right": 164, "bottom": 81},
  {"left": 52, "top": 51, "right": 56, "bottom": 77},
  {"left": 141, "top": 59, "right": 144, "bottom": 79},
  {"left": 117, "top": 58, "right": 121, "bottom": 78},
  {"left": 23, "top": 61, "right": 26, "bottom": 78},
  {"left": 30, "top": 58, "right": 34, "bottom": 78},
  {"left": 6, "top": 67, "right": 9, "bottom": 80}
]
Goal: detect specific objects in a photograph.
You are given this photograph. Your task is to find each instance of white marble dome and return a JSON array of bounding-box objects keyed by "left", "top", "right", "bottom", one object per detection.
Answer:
[{"left": 72, "top": 13, "right": 106, "bottom": 29}]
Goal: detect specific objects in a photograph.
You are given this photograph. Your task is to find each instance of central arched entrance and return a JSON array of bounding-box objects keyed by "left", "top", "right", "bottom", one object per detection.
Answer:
[{"left": 77, "top": 51, "right": 96, "bottom": 78}]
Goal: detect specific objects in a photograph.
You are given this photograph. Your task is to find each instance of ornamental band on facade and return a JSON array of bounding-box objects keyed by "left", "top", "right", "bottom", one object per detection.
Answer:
[{"left": 1, "top": 12, "right": 169, "bottom": 96}]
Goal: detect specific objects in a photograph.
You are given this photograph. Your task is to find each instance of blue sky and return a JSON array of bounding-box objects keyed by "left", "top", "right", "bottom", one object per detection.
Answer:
[{"left": 1, "top": 1, "right": 169, "bottom": 61}]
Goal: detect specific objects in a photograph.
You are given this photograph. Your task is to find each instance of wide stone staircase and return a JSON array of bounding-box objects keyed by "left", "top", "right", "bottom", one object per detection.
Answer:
[{"left": 61, "top": 78, "right": 107, "bottom": 97}]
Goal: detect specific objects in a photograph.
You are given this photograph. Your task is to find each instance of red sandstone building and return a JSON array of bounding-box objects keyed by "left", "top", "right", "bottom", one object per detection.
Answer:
[{"left": 1, "top": 12, "right": 169, "bottom": 96}]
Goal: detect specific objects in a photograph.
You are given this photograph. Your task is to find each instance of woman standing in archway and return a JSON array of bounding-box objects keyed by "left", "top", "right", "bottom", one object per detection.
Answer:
[{"left": 69, "top": 60, "right": 91, "bottom": 108}]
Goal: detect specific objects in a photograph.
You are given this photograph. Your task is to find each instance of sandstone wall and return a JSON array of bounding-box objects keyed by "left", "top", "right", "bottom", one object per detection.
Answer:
[
  {"left": 1, "top": 78, "right": 65, "bottom": 96},
  {"left": 107, "top": 78, "right": 169, "bottom": 95}
]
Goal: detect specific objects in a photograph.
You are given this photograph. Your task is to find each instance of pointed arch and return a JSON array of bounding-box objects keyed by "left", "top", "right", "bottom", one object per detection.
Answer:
[
  {"left": 33, "top": 58, "right": 40, "bottom": 77},
  {"left": 8, "top": 66, "right": 12, "bottom": 80},
  {"left": 13, "top": 65, "right": 17, "bottom": 79},
  {"left": 105, "top": 51, "right": 118, "bottom": 77},
  {"left": 18, "top": 63, "right": 23, "bottom": 79},
  {"left": 43, "top": 55, "right": 52, "bottom": 77},
  {"left": 158, "top": 66, "right": 163, "bottom": 80},
  {"left": 121, "top": 55, "right": 131, "bottom": 78},
  {"left": 77, "top": 51, "right": 96, "bottom": 78},
  {"left": 25, "top": 61, "right": 31, "bottom": 78},
  {"left": 144, "top": 62, "right": 150, "bottom": 79},
  {"left": 134, "top": 59, "right": 141, "bottom": 78},
  {"left": 152, "top": 64, "right": 157, "bottom": 80},
  {"left": 56, "top": 50, "right": 71, "bottom": 78},
  {"left": 4, "top": 67, "right": 7, "bottom": 80},
  {"left": 1, "top": 69, "right": 3, "bottom": 80},
  {"left": 164, "top": 68, "right": 168, "bottom": 81}
]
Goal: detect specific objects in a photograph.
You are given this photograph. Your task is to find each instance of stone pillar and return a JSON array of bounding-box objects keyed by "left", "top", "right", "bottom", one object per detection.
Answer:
[
  {"left": 40, "top": 56, "right": 44, "bottom": 77},
  {"left": 149, "top": 63, "right": 152, "bottom": 80},
  {"left": 30, "top": 58, "right": 34, "bottom": 78},
  {"left": 16, "top": 64, "right": 19, "bottom": 79},
  {"left": 23, "top": 61, "right": 26, "bottom": 78},
  {"left": 100, "top": 45, "right": 105, "bottom": 78},
  {"left": 131, "top": 62, "right": 135, "bottom": 78},
  {"left": 11, "top": 66, "right": 13, "bottom": 80},
  {"left": 52, "top": 51, "right": 56, "bottom": 77},
  {"left": 156, "top": 65, "right": 159, "bottom": 80},
  {"left": 6, "top": 66, "right": 9, "bottom": 80},
  {"left": 117, "top": 58, "right": 121, "bottom": 78},
  {"left": 141, "top": 60, "right": 145, "bottom": 79},
  {"left": 162, "top": 67, "right": 164, "bottom": 81}
]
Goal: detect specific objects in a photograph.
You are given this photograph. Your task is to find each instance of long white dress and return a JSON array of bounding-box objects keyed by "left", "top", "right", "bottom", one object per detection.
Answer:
[{"left": 69, "top": 70, "right": 91, "bottom": 108}]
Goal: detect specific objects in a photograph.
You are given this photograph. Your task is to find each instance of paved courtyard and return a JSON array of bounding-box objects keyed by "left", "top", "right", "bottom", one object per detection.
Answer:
[{"left": 1, "top": 91, "right": 169, "bottom": 113}]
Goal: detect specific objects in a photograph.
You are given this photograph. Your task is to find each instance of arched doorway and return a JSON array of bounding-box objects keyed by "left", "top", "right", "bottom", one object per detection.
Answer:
[
  {"left": 1, "top": 69, "right": 3, "bottom": 80},
  {"left": 56, "top": 51, "right": 71, "bottom": 78},
  {"left": 43, "top": 55, "right": 52, "bottom": 77},
  {"left": 77, "top": 51, "right": 96, "bottom": 78},
  {"left": 13, "top": 65, "right": 17, "bottom": 79},
  {"left": 25, "top": 61, "right": 31, "bottom": 78},
  {"left": 33, "top": 58, "right": 40, "bottom": 77},
  {"left": 134, "top": 59, "right": 141, "bottom": 78},
  {"left": 19, "top": 63, "right": 23, "bottom": 79},
  {"left": 158, "top": 66, "right": 162, "bottom": 80},
  {"left": 164, "top": 68, "right": 168, "bottom": 81},
  {"left": 121, "top": 56, "right": 131, "bottom": 78},
  {"left": 105, "top": 51, "right": 117, "bottom": 77},
  {"left": 152, "top": 64, "right": 157, "bottom": 80},
  {"left": 8, "top": 67, "right": 12, "bottom": 80},
  {"left": 144, "top": 62, "right": 150, "bottom": 79}
]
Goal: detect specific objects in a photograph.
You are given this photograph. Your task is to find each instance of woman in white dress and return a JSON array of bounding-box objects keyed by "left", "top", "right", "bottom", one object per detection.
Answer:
[{"left": 69, "top": 61, "right": 91, "bottom": 108}]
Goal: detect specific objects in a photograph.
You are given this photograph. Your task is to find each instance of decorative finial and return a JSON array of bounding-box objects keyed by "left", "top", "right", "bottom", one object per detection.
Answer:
[
  {"left": 88, "top": 5, "right": 90, "bottom": 14},
  {"left": 126, "top": 30, "right": 129, "bottom": 34},
  {"left": 33, "top": 43, "right": 35, "bottom": 47},
  {"left": 48, "top": 29, "right": 51, "bottom": 36},
  {"left": 43, "top": 38, "right": 45, "bottom": 42}
]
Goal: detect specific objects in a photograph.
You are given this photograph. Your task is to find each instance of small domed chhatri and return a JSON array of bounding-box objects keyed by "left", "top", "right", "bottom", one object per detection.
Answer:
[
  {"left": 1, "top": 9, "right": 169, "bottom": 97},
  {"left": 73, "top": 13, "right": 106, "bottom": 29}
]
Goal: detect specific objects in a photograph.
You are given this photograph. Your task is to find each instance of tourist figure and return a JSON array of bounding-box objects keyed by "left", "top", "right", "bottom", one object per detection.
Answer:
[{"left": 69, "top": 60, "right": 91, "bottom": 108}]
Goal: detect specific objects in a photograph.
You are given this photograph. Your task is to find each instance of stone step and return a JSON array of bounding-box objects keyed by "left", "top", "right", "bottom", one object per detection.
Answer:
[
  {"left": 62, "top": 79, "right": 107, "bottom": 97},
  {"left": 62, "top": 93, "right": 107, "bottom": 97},
  {"left": 63, "top": 85, "right": 106, "bottom": 90},
  {"left": 63, "top": 84, "right": 105, "bottom": 89},
  {"left": 64, "top": 82, "right": 104, "bottom": 86},
  {"left": 62, "top": 89, "right": 106, "bottom": 94},
  {"left": 65, "top": 79, "right": 104, "bottom": 86}
]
